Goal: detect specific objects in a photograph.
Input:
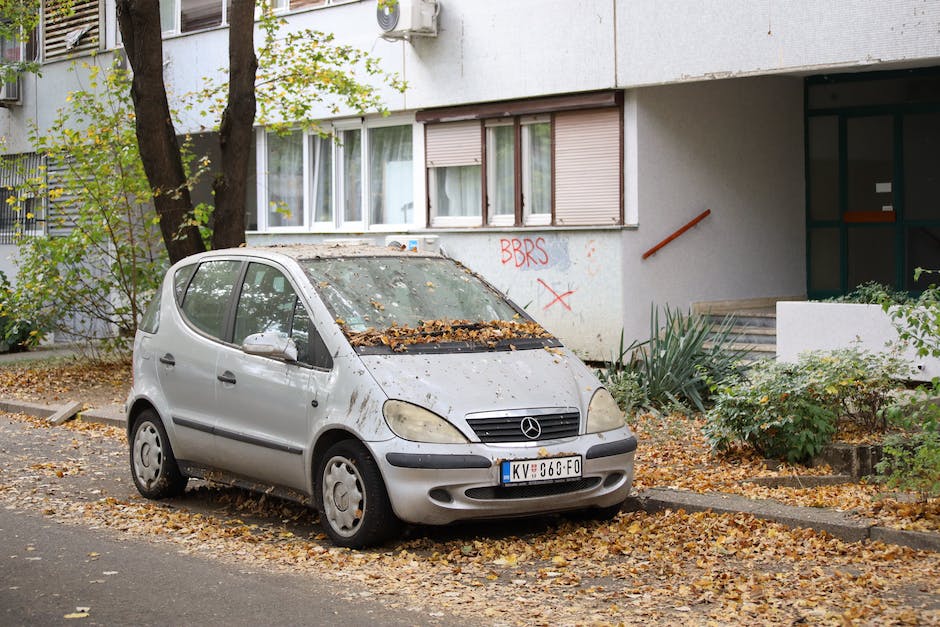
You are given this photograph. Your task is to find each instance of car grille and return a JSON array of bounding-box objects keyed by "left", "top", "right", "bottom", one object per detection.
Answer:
[
  {"left": 465, "top": 477, "right": 601, "bottom": 500},
  {"left": 466, "top": 411, "right": 580, "bottom": 443}
]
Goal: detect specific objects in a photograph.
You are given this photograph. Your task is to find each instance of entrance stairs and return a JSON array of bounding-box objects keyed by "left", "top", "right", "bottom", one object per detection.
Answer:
[{"left": 704, "top": 307, "right": 777, "bottom": 363}]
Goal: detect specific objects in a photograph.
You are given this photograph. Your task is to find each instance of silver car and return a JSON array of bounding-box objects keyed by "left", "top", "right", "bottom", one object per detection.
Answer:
[{"left": 127, "top": 244, "right": 637, "bottom": 548}]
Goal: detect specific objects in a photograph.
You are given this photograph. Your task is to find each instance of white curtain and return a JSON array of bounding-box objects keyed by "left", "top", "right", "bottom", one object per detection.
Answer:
[
  {"left": 369, "top": 125, "right": 413, "bottom": 225},
  {"left": 266, "top": 131, "right": 304, "bottom": 227}
]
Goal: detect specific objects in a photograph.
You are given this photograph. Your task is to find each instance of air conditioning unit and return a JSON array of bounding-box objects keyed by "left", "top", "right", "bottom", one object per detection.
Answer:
[
  {"left": 0, "top": 77, "right": 21, "bottom": 105},
  {"left": 377, "top": 0, "right": 439, "bottom": 40}
]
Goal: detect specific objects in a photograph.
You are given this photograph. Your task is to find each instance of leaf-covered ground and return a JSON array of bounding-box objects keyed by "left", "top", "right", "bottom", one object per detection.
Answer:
[
  {"left": 631, "top": 412, "right": 940, "bottom": 533},
  {"left": 0, "top": 357, "right": 937, "bottom": 533},
  {"left": 0, "top": 411, "right": 937, "bottom": 625}
]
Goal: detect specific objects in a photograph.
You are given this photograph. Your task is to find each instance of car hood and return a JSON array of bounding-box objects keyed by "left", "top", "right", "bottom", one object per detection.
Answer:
[{"left": 358, "top": 347, "right": 599, "bottom": 437}]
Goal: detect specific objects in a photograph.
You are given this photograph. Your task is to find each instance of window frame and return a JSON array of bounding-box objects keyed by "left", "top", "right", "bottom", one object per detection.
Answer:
[
  {"left": 256, "top": 115, "right": 417, "bottom": 234},
  {"left": 160, "top": 0, "right": 228, "bottom": 36}
]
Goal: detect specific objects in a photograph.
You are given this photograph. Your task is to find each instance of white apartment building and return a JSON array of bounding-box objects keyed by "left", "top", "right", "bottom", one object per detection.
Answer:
[{"left": 2, "top": 0, "right": 940, "bottom": 359}]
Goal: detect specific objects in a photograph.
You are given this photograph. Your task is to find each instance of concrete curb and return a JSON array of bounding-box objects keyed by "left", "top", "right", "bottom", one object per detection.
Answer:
[
  {"left": 627, "top": 488, "right": 940, "bottom": 553},
  {"left": 77, "top": 405, "right": 126, "bottom": 428},
  {"left": 0, "top": 398, "right": 125, "bottom": 428}
]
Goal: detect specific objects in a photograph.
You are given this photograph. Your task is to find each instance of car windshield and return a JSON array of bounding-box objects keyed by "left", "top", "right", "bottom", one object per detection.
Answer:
[{"left": 301, "top": 256, "right": 556, "bottom": 352}]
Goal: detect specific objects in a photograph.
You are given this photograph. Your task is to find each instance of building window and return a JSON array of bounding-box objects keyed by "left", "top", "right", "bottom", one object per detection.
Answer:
[
  {"left": 272, "top": 0, "right": 329, "bottom": 12},
  {"left": 265, "top": 131, "right": 304, "bottom": 228},
  {"left": 161, "top": 0, "right": 227, "bottom": 35},
  {"left": 257, "top": 120, "right": 414, "bottom": 231},
  {"left": 425, "top": 100, "right": 620, "bottom": 228},
  {"left": 0, "top": 154, "right": 45, "bottom": 245},
  {"left": 43, "top": 0, "right": 100, "bottom": 59}
]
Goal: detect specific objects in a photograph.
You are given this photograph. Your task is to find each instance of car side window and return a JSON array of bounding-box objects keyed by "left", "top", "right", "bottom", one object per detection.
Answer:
[
  {"left": 139, "top": 290, "right": 161, "bottom": 334},
  {"left": 179, "top": 260, "right": 242, "bottom": 340},
  {"left": 233, "top": 263, "right": 297, "bottom": 346},
  {"left": 174, "top": 263, "right": 198, "bottom": 305},
  {"left": 290, "top": 298, "right": 333, "bottom": 370},
  {"left": 234, "top": 262, "right": 332, "bottom": 369}
]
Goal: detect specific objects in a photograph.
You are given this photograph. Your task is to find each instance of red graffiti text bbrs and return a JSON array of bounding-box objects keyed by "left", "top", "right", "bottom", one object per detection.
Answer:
[{"left": 499, "top": 237, "right": 550, "bottom": 268}]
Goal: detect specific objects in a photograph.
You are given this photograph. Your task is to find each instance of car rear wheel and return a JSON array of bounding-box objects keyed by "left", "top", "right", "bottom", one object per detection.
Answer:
[
  {"left": 317, "top": 440, "right": 400, "bottom": 548},
  {"left": 130, "top": 409, "right": 187, "bottom": 499}
]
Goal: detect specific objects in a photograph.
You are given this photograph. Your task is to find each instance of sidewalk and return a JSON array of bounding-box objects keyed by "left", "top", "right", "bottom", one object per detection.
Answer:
[{"left": 1, "top": 394, "right": 937, "bottom": 554}]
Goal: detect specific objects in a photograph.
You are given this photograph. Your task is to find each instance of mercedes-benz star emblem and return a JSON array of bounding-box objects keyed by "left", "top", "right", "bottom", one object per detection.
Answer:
[{"left": 520, "top": 416, "right": 542, "bottom": 440}]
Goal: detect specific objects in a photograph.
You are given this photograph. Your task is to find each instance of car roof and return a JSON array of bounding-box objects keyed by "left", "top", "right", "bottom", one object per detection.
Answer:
[{"left": 199, "top": 242, "right": 442, "bottom": 263}]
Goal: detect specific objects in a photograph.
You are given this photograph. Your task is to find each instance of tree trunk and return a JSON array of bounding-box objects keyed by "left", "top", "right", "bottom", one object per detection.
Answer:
[
  {"left": 211, "top": 0, "right": 257, "bottom": 250},
  {"left": 116, "top": 0, "right": 205, "bottom": 264}
]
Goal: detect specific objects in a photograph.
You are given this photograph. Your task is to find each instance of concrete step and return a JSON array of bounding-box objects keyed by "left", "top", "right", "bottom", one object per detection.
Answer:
[
  {"left": 708, "top": 312, "right": 778, "bottom": 329},
  {"left": 704, "top": 340, "right": 777, "bottom": 354}
]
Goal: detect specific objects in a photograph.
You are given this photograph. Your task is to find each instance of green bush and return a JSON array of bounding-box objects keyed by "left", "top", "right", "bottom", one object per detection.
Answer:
[
  {"left": 704, "top": 348, "right": 909, "bottom": 462},
  {"left": 825, "top": 281, "right": 912, "bottom": 305},
  {"left": 0, "top": 270, "right": 37, "bottom": 353},
  {"left": 875, "top": 430, "right": 940, "bottom": 500},
  {"left": 874, "top": 379, "right": 940, "bottom": 500},
  {"left": 604, "top": 305, "right": 746, "bottom": 413}
]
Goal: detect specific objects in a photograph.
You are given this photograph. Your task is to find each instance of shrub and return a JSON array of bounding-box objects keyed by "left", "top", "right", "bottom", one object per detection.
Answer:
[
  {"left": 0, "top": 270, "right": 37, "bottom": 353},
  {"left": 874, "top": 379, "right": 940, "bottom": 500},
  {"left": 826, "top": 281, "right": 911, "bottom": 305},
  {"left": 604, "top": 305, "right": 746, "bottom": 413},
  {"left": 704, "top": 348, "right": 909, "bottom": 462},
  {"left": 875, "top": 430, "right": 940, "bottom": 500}
]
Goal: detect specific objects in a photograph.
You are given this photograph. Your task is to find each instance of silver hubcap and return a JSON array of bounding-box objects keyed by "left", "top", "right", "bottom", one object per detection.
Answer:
[
  {"left": 322, "top": 456, "right": 365, "bottom": 537},
  {"left": 133, "top": 422, "right": 163, "bottom": 489}
]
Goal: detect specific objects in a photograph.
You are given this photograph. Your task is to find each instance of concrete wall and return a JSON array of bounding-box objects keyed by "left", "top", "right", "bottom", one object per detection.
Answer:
[
  {"left": 0, "top": 245, "right": 17, "bottom": 283},
  {"left": 620, "top": 76, "right": 806, "bottom": 342},
  {"left": 777, "top": 301, "right": 940, "bottom": 381},
  {"left": 617, "top": 0, "right": 940, "bottom": 86}
]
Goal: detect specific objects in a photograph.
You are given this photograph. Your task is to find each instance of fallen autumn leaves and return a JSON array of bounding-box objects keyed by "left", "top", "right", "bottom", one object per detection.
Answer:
[{"left": 1, "top": 411, "right": 938, "bottom": 625}]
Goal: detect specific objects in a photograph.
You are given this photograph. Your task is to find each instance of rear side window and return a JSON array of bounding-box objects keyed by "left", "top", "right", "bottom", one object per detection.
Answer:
[
  {"left": 180, "top": 260, "right": 242, "bottom": 340},
  {"left": 174, "top": 264, "right": 198, "bottom": 305},
  {"left": 138, "top": 291, "right": 161, "bottom": 334}
]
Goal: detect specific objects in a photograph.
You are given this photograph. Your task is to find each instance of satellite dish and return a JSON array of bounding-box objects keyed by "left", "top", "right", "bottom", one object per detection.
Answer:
[{"left": 377, "top": 3, "right": 400, "bottom": 32}]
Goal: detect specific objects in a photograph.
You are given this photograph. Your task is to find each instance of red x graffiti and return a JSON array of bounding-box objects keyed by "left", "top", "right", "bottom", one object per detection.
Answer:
[{"left": 537, "top": 278, "right": 574, "bottom": 311}]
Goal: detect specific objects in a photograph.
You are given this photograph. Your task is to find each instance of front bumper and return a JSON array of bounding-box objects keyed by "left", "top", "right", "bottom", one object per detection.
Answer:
[{"left": 369, "top": 428, "right": 637, "bottom": 525}]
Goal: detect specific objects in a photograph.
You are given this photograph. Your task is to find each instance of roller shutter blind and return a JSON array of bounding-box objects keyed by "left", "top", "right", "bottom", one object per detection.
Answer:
[
  {"left": 554, "top": 108, "right": 621, "bottom": 226},
  {"left": 426, "top": 121, "right": 481, "bottom": 167},
  {"left": 44, "top": 0, "right": 100, "bottom": 60}
]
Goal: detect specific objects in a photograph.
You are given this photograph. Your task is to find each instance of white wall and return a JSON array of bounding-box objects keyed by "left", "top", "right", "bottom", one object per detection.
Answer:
[
  {"left": 620, "top": 76, "right": 806, "bottom": 342},
  {"left": 0, "top": 245, "right": 17, "bottom": 283},
  {"left": 617, "top": 0, "right": 940, "bottom": 87},
  {"left": 778, "top": 301, "right": 940, "bottom": 381}
]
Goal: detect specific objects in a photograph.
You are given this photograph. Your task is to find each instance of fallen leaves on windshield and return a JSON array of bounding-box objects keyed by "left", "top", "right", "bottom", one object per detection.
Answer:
[{"left": 344, "top": 319, "right": 554, "bottom": 351}]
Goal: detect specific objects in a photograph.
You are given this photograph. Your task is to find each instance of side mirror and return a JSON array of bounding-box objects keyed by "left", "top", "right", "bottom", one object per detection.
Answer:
[{"left": 242, "top": 332, "right": 298, "bottom": 363}]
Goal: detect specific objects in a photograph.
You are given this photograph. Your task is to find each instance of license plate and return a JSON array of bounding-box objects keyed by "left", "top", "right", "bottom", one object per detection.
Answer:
[{"left": 500, "top": 455, "right": 582, "bottom": 485}]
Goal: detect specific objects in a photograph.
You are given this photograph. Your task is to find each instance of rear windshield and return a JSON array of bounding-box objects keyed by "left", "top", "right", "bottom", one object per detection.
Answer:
[{"left": 301, "top": 256, "right": 557, "bottom": 353}]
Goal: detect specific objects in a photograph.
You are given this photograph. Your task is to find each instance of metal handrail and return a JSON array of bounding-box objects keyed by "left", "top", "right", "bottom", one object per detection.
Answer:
[{"left": 641, "top": 209, "right": 711, "bottom": 260}]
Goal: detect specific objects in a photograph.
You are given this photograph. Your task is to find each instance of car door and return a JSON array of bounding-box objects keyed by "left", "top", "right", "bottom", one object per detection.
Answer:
[
  {"left": 156, "top": 258, "right": 243, "bottom": 466},
  {"left": 212, "top": 261, "right": 334, "bottom": 492}
]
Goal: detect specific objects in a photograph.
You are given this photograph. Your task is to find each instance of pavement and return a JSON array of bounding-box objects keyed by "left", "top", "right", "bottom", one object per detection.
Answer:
[{"left": 0, "top": 346, "right": 938, "bottom": 555}]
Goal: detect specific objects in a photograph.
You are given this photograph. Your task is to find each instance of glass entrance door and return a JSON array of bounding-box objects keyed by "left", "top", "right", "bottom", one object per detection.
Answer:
[{"left": 806, "top": 70, "right": 940, "bottom": 298}]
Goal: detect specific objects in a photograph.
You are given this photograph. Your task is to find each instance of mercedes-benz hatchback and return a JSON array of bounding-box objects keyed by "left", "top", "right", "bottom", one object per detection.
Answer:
[{"left": 127, "top": 243, "right": 637, "bottom": 547}]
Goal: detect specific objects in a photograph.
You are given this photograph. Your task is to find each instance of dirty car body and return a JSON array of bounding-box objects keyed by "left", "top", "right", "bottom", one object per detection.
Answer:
[{"left": 126, "top": 244, "right": 637, "bottom": 548}]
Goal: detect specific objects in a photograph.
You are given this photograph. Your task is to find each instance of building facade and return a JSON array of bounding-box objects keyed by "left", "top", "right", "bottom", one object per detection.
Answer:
[{"left": 2, "top": 0, "right": 940, "bottom": 359}]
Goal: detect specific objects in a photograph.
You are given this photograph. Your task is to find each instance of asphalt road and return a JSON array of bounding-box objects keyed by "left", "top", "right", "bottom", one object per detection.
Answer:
[{"left": 0, "top": 506, "right": 440, "bottom": 626}]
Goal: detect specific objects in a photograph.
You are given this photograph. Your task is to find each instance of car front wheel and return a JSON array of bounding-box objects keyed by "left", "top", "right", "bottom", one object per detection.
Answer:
[
  {"left": 317, "top": 440, "right": 400, "bottom": 548},
  {"left": 130, "top": 409, "right": 187, "bottom": 499}
]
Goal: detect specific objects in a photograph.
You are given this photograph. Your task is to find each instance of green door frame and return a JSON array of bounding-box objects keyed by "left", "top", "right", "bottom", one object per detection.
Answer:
[{"left": 805, "top": 69, "right": 940, "bottom": 300}]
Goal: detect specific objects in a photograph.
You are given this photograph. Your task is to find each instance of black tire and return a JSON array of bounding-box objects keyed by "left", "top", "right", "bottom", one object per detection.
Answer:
[
  {"left": 316, "top": 440, "right": 401, "bottom": 548},
  {"left": 129, "top": 409, "right": 187, "bottom": 499}
]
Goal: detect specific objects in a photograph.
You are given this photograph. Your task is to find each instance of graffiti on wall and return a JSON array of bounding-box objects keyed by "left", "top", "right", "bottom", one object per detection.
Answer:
[{"left": 499, "top": 237, "right": 571, "bottom": 271}]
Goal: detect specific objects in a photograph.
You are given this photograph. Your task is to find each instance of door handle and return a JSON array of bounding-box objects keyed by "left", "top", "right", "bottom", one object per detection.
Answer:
[
  {"left": 217, "top": 371, "right": 237, "bottom": 385},
  {"left": 159, "top": 353, "right": 175, "bottom": 366}
]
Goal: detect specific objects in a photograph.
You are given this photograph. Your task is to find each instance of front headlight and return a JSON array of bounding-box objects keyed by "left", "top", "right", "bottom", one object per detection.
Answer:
[
  {"left": 586, "top": 388, "right": 625, "bottom": 434},
  {"left": 383, "top": 400, "right": 469, "bottom": 444}
]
